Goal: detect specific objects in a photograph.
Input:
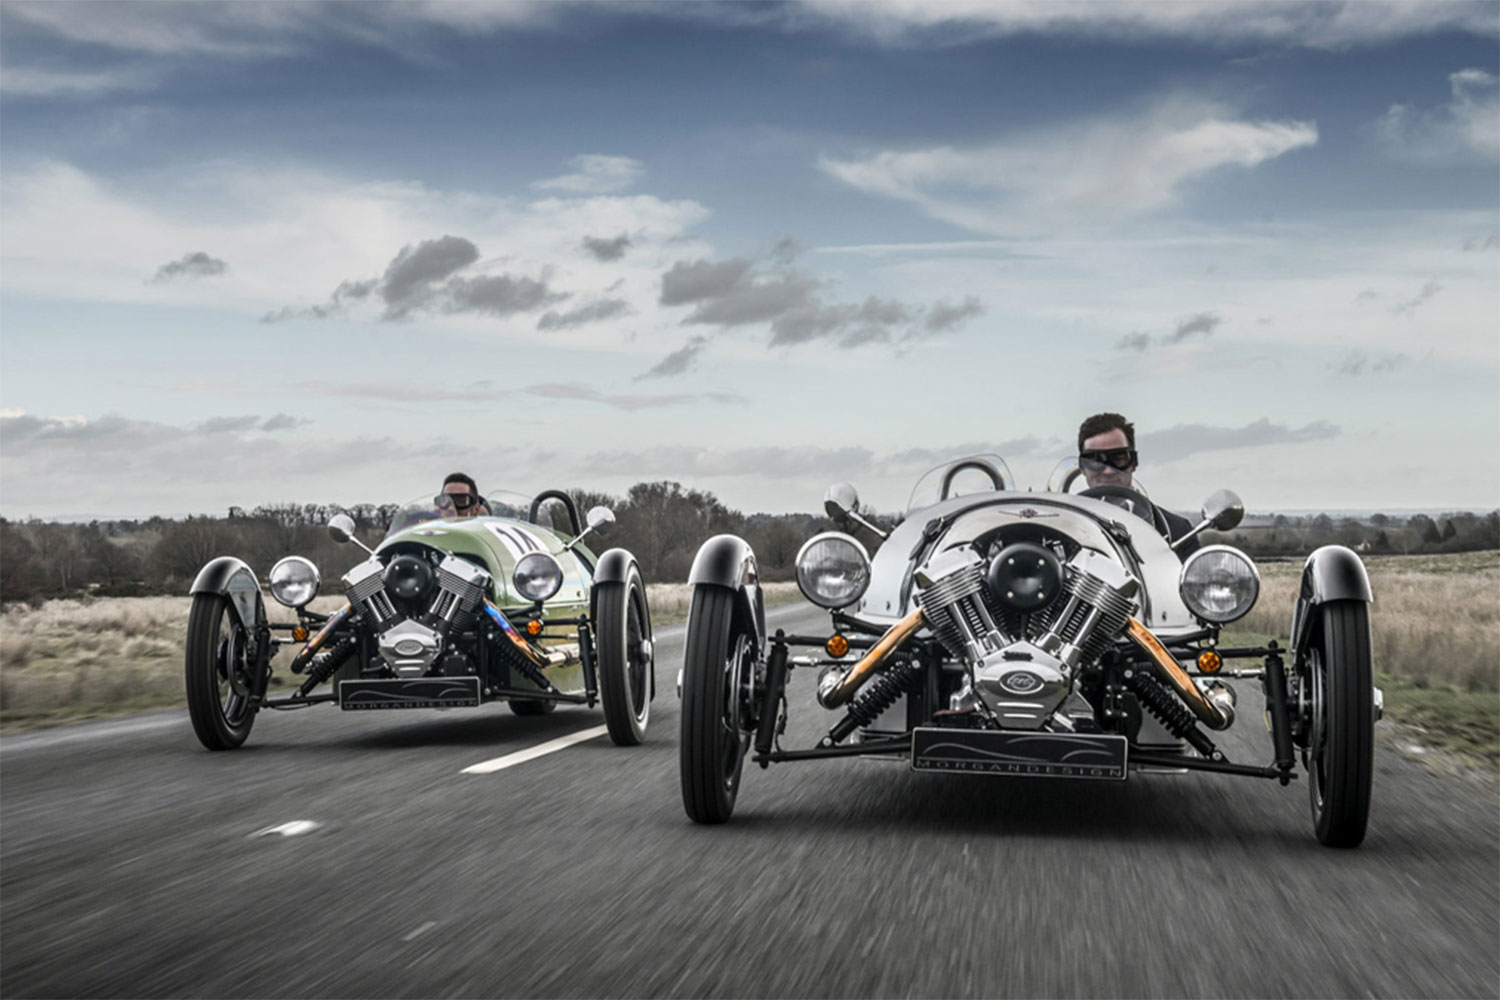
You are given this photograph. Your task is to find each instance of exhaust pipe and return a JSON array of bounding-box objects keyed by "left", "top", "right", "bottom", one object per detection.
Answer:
[
  {"left": 1124, "top": 618, "right": 1233, "bottom": 730},
  {"left": 817, "top": 608, "right": 926, "bottom": 709}
]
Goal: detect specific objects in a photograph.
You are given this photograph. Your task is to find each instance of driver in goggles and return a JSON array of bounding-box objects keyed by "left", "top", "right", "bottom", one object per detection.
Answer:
[
  {"left": 1078, "top": 412, "right": 1199, "bottom": 555},
  {"left": 436, "top": 472, "right": 490, "bottom": 519}
]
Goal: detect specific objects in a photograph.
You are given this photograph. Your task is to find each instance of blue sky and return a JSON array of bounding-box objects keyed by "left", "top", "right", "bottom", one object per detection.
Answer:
[{"left": 2, "top": 1, "right": 1497, "bottom": 518}]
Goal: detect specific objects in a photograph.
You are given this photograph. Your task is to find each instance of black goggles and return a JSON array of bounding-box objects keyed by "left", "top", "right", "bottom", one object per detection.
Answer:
[
  {"left": 1079, "top": 448, "right": 1138, "bottom": 472},
  {"left": 436, "top": 492, "right": 480, "bottom": 510}
]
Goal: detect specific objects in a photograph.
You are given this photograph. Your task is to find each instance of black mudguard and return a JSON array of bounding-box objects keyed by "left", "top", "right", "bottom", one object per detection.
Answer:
[
  {"left": 189, "top": 556, "right": 266, "bottom": 632},
  {"left": 688, "top": 534, "right": 766, "bottom": 654},
  {"left": 589, "top": 548, "right": 653, "bottom": 699},
  {"left": 590, "top": 547, "right": 643, "bottom": 627},
  {"left": 1290, "top": 545, "right": 1373, "bottom": 661},
  {"left": 591, "top": 547, "right": 637, "bottom": 589}
]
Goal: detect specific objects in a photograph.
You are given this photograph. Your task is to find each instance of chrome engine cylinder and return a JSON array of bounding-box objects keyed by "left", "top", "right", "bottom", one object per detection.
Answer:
[
  {"left": 343, "top": 553, "right": 492, "bottom": 677},
  {"left": 916, "top": 545, "right": 1141, "bottom": 729},
  {"left": 427, "top": 555, "right": 489, "bottom": 635},
  {"left": 344, "top": 558, "right": 397, "bottom": 628},
  {"left": 915, "top": 549, "right": 1004, "bottom": 663}
]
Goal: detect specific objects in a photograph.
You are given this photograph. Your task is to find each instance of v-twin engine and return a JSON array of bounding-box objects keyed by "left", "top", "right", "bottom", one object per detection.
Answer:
[
  {"left": 915, "top": 547, "right": 1139, "bottom": 728},
  {"left": 342, "top": 553, "right": 490, "bottom": 676}
]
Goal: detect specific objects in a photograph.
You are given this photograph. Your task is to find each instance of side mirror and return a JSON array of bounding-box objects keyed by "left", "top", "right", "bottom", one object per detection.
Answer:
[
  {"left": 1171, "top": 488, "right": 1245, "bottom": 552},
  {"left": 823, "top": 482, "right": 888, "bottom": 543},
  {"left": 564, "top": 505, "right": 616, "bottom": 552},
  {"left": 824, "top": 482, "right": 860, "bottom": 521},
  {"left": 328, "top": 514, "right": 356, "bottom": 543},
  {"left": 1202, "top": 489, "right": 1244, "bottom": 531},
  {"left": 328, "top": 514, "right": 375, "bottom": 556}
]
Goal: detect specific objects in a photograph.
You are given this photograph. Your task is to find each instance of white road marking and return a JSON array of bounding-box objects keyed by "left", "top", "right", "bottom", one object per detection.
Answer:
[
  {"left": 461, "top": 725, "right": 609, "bottom": 774},
  {"left": 251, "top": 820, "right": 322, "bottom": 838},
  {"left": 402, "top": 921, "right": 438, "bottom": 942}
]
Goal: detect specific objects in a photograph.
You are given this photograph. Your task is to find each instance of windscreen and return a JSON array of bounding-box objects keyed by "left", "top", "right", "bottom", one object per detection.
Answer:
[
  {"left": 382, "top": 489, "right": 542, "bottom": 540},
  {"left": 905, "top": 455, "right": 1016, "bottom": 514}
]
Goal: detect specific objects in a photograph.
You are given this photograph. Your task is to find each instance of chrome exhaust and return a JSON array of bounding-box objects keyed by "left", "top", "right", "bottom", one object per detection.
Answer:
[
  {"left": 816, "top": 608, "right": 926, "bottom": 709},
  {"left": 1125, "top": 618, "right": 1233, "bottom": 730}
]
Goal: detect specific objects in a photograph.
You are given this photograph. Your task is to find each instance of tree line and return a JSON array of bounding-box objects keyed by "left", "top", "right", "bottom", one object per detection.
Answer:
[
  {"left": 1, "top": 484, "right": 1494, "bottom": 604},
  {"left": 0, "top": 482, "right": 846, "bottom": 604}
]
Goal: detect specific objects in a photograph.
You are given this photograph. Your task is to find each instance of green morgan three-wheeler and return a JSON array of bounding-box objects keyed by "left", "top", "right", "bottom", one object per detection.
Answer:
[{"left": 184, "top": 489, "right": 654, "bottom": 749}]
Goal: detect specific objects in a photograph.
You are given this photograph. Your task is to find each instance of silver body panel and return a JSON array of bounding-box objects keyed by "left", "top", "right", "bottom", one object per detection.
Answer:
[{"left": 854, "top": 491, "right": 1200, "bottom": 747}]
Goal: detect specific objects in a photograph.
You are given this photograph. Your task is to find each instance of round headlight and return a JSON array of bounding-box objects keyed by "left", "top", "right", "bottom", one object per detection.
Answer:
[
  {"left": 269, "top": 556, "right": 320, "bottom": 609},
  {"left": 1179, "top": 545, "right": 1260, "bottom": 624},
  {"left": 796, "top": 532, "right": 871, "bottom": 610},
  {"left": 513, "top": 552, "right": 564, "bottom": 603}
]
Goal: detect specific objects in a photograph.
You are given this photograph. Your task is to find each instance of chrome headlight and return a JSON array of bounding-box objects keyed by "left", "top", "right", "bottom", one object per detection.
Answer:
[
  {"left": 513, "top": 552, "right": 564, "bottom": 603},
  {"left": 269, "top": 556, "right": 320, "bottom": 609},
  {"left": 1179, "top": 545, "right": 1259, "bottom": 624},
  {"left": 795, "top": 532, "right": 871, "bottom": 610}
]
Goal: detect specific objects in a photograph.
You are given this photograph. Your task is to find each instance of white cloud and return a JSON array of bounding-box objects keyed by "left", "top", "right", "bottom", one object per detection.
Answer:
[
  {"left": 796, "top": 1, "right": 1498, "bottom": 49},
  {"left": 0, "top": 159, "right": 710, "bottom": 351},
  {"left": 7, "top": 1, "right": 1489, "bottom": 63},
  {"left": 0, "top": 65, "right": 156, "bottom": 98},
  {"left": 1374, "top": 68, "right": 1500, "bottom": 162},
  {"left": 0, "top": 1, "right": 552, "bottom": 57},
  {"left": 820, "top": 97, "right": 1317, "bottom": 234},
  {"left": 532, "top": 154, "right": 644, "bottom": 195}
]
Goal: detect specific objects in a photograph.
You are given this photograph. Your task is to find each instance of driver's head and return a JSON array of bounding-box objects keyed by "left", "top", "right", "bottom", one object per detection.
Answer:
[
  {"left": 1078, "top": 412, "right": 1138, "bottom": 490},
  {"left": 440, "top": 472, "right": 483, "bottom": 519}
]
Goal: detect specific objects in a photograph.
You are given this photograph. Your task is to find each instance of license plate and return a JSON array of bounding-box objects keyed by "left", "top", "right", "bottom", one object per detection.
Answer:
[
  {"left": 911, "top": 727, "right": 1128, "bottom": 779},
  {"left": 339, "top": 677, "right": 481, "bottom": 710}
]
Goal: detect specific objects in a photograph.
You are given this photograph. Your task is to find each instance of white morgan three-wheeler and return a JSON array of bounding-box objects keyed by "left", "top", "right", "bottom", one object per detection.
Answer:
[{"left": 677, "top": 455, "right": 1380, "bottom": 847}]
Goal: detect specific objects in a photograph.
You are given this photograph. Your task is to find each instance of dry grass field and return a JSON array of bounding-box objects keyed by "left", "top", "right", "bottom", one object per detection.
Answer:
[
  {"left": 1, "top": 558, "right": 1493, "bottom": 765},
  {"left": 1233, "top": 549, "right": 1499, "bottom": 766},
  {"left": 0, "top": 582, "right": 801, "bottom": 731}
]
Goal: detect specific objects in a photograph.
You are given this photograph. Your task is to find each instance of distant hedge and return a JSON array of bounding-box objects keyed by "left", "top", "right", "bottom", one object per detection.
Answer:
[
  {"left": 0, "top": 482, "right": 848, "bottom": 604},
  {"left": 1, "top": 485, "right": 1492, "bottom": 605}
]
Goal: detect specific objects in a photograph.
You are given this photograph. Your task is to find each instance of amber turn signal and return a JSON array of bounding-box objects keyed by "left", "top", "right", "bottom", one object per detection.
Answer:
[
  {"left": 526, "top": 619, "right": 543, "bottom": 636},
  {"left": 1197, "top": 650, "right": 1223, "bottom": 674},
  {"left": 292, "top": 626, "right": 309, "bottom": 642},
  {"left": 825, "top": 634, "right": 849, "bottom": 658}
]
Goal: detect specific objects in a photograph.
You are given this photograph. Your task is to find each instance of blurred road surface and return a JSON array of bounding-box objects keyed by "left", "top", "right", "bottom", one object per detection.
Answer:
[{"left": 3, "top": 601, "right": 1496, "bottom": 998}]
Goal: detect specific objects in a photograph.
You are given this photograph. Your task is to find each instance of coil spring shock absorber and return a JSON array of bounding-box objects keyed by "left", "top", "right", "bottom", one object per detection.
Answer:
[
  {"left": 298, "top": 637, "right": 358, "bottom": 696},
  {"left": 824, "top": 659, "right": 925, "bottom": 745},
  {"left": 1123, "top": 667, "right": 1219, "bottom": 758},
  {"left": 492, "top": 638, "right": 556, "bottom": 693}
]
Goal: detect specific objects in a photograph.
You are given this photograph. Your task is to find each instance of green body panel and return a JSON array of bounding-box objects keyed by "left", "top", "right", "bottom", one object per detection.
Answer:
[
  {"left": 377, "top": 515, "right": 595, "bottom": 696},
  {"left": 379, "top": 514, "right": 595, "bottom": 612}
]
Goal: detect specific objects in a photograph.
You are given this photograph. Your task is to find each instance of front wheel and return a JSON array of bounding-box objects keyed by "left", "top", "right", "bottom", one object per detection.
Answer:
[
  {"left": 185, "top": 593, "right": 258, "bottom": 750},
  {"left": 679, "top": 585, "right": 756, "bottom": 824},
  {"left": 595, "top": 565, "right": 653, "bottom": 746},
  {"left": 1303, "top": 600, "right": 1375, "bottom": 847}
]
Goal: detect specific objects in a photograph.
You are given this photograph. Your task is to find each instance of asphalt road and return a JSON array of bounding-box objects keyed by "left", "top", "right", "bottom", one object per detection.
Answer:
[{"left": 2, "top": 601, "right": 1496, "bottom": 999}]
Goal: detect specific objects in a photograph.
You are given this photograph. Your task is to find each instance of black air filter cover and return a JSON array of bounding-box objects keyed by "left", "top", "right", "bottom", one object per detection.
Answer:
[
  {"left": 384, "top": 553, "right": 436, "bottom": 601},
  {"left": 986, "top": 542, "right": 1063, "bottom": 613}
]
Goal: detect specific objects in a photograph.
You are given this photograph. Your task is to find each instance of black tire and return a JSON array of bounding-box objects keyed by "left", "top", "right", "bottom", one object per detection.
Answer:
[
  {"left": 679, "top": 585, "right": 755, "bottom": 824},
  {"left": 1305, "top": 600, "right": 1375, "bottom": 847},
  {"left": 185, "top": 593, "right": 257, "bottom": 750},
  {"left": 596, "top": 565, "right": 653, "bottom": 746},
  {"left": 508, "top": 698, "right": 556, "bottom": 716}
]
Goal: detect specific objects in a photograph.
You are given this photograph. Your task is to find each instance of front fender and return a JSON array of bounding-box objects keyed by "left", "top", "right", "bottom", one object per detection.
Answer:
[
  {"left": 189, "top": 556, "right": 266, "bottom": 632},
  {"left": 689, "top": 535, "right": 766, "bottom": 653},
  {"left": 1290, "top": 545, "right": 1373, "bottom": 659},
  {"left": 589, "top": 548, "right": 639, "bottom": 620}
]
